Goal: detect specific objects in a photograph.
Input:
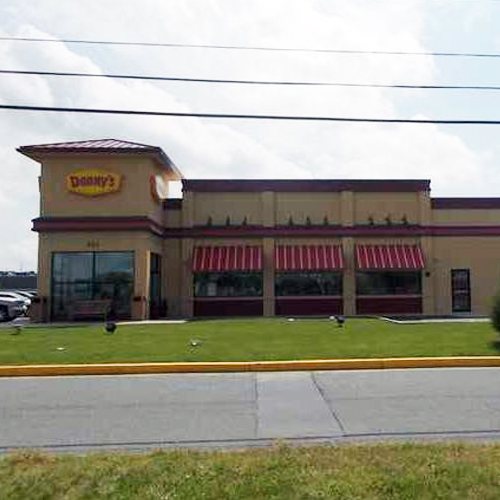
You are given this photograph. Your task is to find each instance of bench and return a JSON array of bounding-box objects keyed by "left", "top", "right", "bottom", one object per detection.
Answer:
[{"left": 70, "top": 300, "right": 111, "bottom": 321}]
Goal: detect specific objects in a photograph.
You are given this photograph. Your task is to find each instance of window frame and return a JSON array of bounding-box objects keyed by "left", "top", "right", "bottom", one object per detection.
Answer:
[
  {"left": 51, "top": 251, "right": 135, "bottom": 320},
  {"left": 193, "top": 272, "right": 263, "bottom": 298},
  {"left": 275, "top": 271, "right": 343, "bottom": 297},
  {"left": 355, "top": 271, "right": 422, "bottom": 296}
]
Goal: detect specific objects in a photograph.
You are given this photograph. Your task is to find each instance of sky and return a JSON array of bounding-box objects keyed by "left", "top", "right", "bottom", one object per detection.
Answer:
[{"left": 1, "top": 0, "right": 500, "bottom": 270}]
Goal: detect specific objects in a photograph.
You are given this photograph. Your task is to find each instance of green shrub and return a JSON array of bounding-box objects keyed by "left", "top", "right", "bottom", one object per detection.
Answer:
[{"left": 491, "top": 291, "right": 500, "bottom": 333}]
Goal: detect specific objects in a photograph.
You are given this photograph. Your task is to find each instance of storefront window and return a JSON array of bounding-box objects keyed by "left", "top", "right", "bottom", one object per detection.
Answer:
[
  {"left": 194, "top": 272, "right": 263, "bottom": 297},
  {"left": 356, "top": 271, "right": 422, "bottom": 295},
  {"left": 275, "top": 272, "right": 342, "bottom": 296},
  {"left": 94, "top": 252, "right": 134, "bottom": 281},
  {"left": 52, "top": 252, "right": 93, "bottom": 283},
  {"left": 51, "top": 252, "right": 134, "bottom": 320}
]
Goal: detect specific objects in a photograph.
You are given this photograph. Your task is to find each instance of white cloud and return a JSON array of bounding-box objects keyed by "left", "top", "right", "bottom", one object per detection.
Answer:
[{"left": 0, "top": 0, "right": 495, "bottom": 269}]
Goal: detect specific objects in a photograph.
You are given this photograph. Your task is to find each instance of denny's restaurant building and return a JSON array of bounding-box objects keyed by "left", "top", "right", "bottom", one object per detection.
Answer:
[{"left": 19, "top": 139, "right": 500, "bottom": 321}]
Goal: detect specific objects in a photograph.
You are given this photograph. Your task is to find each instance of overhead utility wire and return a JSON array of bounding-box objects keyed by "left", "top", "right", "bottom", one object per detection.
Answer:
[
  {"left": 2, "top": 103, "right": 500, "bottom": 125},
  {"left": 1, "top": 35, "right": 500, "bottom": 59},
  {"left": 2, "top": 69, "right": 500, "bottom": 91}
]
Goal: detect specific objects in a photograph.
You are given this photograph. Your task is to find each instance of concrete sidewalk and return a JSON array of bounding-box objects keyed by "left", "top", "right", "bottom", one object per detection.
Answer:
[
  {"left": 0, "top": 318, "right": 187, "bottom": 329},
  {"left": 1, "top": 368, "right": 500, "bottom": 452}
]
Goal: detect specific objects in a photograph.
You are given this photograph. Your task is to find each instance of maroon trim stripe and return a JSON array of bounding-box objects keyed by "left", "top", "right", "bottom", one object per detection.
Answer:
[
  {"left": 432, "top": 198, "right": 500, "bottom": 209},
  {"left": 183, "top": 179, "right": 430, "bottom": 193},
  {"left": 32, "top": 218, "right": 500, "bottom": 238}
]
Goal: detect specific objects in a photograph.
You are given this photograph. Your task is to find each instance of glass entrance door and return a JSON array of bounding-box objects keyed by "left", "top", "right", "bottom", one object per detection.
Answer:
[
  {"left": 149, "top": 253, "right": 163, "bottom": 318},
  {"left": 451, "top": 269, "right": 471, "bottom": 313}
]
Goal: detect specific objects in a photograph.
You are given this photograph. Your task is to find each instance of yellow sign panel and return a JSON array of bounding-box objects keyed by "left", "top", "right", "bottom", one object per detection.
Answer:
[{"left": 66, "top": 169, "right": 122, "bottom": 196}]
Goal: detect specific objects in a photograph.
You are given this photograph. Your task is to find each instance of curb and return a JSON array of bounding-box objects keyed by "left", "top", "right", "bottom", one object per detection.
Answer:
[{"left": 2, "top": 356, "right": 500, "bottom": 377}]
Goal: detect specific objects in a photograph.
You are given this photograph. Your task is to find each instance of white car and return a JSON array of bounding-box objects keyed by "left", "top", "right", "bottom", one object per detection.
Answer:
[
  {"left": 0, "top": 292, "right": 30, "bottom": 315},
  {"left": 12, "top": 290, "right": 36, "bottom": 300},
  {"left": 0, "top": 297, "right": 24, "bottom": 322}
]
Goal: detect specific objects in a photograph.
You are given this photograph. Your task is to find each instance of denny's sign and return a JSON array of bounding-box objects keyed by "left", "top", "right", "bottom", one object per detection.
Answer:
[{"left": 66, "top": 169, "right": 122, "bottom": 196}]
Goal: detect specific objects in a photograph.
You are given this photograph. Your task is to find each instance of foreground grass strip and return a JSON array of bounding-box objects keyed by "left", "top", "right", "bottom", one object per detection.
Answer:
[
  {"left": 2, "top": 443, "right": 500, "bottom": 499},
  {"left": 0, "top": 318, "right": 499, "bottom": 365}
]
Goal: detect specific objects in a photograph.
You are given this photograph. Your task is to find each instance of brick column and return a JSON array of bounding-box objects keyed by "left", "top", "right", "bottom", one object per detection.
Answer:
[
  {"left": 33, "top": 234, "right": 51, "bottom": 322},
  {"left": 419, "top": 191, "right": 435, "bottom": 314},
  {"left": 182, "top": 191, "right": 195, "bottom": 227},
  {"left": 421, "top": 236, "right": 436, "bottom": 315},
  {"left": 263, "top": 238, "right": 275, "bottom": 316},
  {"left": 180, "top": 238, "right": 194, "bottom": 318},
  {"left": 262, "top": 191, "right": 275, "bottom": 227},
  {"left": 418, "top": 190, "right": 432, "bottom": 226},
  {"left": 342, "top": 237, "right": 356, "bottom": 315},
  {"left": 340, "top": 191, "right": 355, "bottom": 315},
  {"left": 163, "top": 239, "right": 183, "bottom": 317},
  {"left": 340, "top": 191, "right": 354, "bottom": 226},
  {"left": 262, "top": 191, "right": 275, "bottom": 317},
  {"left": 132, "top": 248, "right": 150, "bottom": 320}
]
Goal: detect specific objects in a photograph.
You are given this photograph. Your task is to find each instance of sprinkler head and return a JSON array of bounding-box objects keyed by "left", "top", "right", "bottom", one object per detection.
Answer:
[
  {"left": 335, "top": 316, "right": 346, "bottom": 328},
  {"left": 104, "top": 322, "right": 117, "bottom": 334}
]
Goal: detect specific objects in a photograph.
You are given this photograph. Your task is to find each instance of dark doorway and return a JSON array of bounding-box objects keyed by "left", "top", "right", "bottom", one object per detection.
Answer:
[
  {"left": 149, "top": 253, "right": 163, "bottom": 318},
  {"left": 451, "top": 269, "right": 471, "bottom": 313}
]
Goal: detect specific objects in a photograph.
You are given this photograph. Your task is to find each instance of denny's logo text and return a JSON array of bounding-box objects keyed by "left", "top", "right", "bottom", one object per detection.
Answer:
[{"left": 66, "top": 169, "right": 122, "bottom": 196}]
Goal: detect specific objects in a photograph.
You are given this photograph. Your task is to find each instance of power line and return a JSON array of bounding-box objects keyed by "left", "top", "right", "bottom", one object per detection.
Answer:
[
  {"left": 1, "top": 35, "right": 500, "bottom": 59},
  {"left": 2, "top": 103, "right": 500, "bottom": 125},
  {"left": 2, "top": 68, "right": 500, "bottom": 91}
]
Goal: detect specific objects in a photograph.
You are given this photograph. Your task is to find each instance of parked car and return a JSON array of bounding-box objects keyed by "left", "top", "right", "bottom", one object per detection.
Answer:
[
  {"left": 12, "top": 290, "right": 36, "bottom": 300},
  {"left": 0, "top": 292, "right": 30, "bottom": 315},
  {"left": 0, "top": 297, "right": 24, "bottom": 322}
]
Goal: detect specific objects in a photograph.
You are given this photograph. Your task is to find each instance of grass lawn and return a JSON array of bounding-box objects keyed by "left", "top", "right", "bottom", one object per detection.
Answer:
[
  {"left": 2, "top": 443, "right": 500, "bottom": 499},
  {"left": 0, "top": 318, "right": 498, "bottom": 365}
]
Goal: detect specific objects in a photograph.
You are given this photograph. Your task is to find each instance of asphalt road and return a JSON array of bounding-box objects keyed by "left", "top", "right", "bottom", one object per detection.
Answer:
[{"left": 1, "top": 368, "right": 500, "bottom": 452}]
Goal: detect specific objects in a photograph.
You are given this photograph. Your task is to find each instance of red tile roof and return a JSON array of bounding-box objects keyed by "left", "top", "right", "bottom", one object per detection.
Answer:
[{"left": 17, "top": 139, "right": 183, "bottom": 178}]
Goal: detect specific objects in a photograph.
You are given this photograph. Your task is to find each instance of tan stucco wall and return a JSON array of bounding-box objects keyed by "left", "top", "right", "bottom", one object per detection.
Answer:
[
  {"left": 192, "top": 193, "right": 262, "bottom": 226},
  {"left": 431, "top": 237, "right": 500, "bottom": 315},
  {"left": 36, "top": 228, "right": 500, "bottom": 318},
  {"left": 186, "top": 190, "right": 429, "bottom": 229},
  {"left": 433, "top": 209, "right": 500, "bottom": 226},
  {"left": 164, "top": 209, "right": 182, "bottom": 228},
  {"left": 30, "top": 153, "right": 500, "bottom": 320},
  {"left": 275, "top": 193, "right": 341, "bottom": 225},
  {"left": 40, "top": 154, "right": 174, "bottom": 222},
  {"left": 163, "top": 239, "right": 184, "bottom": 317},
  {"left": 35, "top": 231, "right": 163, "bottom": 321},
  {"left": 354, "top": 192, "right": 420, "bottom": 225}
]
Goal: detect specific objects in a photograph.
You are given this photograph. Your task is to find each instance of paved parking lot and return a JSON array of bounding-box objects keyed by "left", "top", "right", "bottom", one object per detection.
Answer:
[{"left": 1, "top": 368, "right": 500, "bottom": 452}]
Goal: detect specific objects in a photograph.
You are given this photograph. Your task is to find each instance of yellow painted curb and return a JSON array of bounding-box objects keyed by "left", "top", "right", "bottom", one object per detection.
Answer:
[{"left": 1, "top": 356, "right": 500, "bottom": 377}]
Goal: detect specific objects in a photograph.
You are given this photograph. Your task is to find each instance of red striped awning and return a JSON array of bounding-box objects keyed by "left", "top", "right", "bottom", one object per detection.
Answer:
[
  {"left": 275, "top": 245, "right": 344, "bottom": 271},
  {"left": 355, "top": 245, "right": 425, "bottom": 270},
  {"left": 192, "top": 246, "right": 263, "bottom": 272}
]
